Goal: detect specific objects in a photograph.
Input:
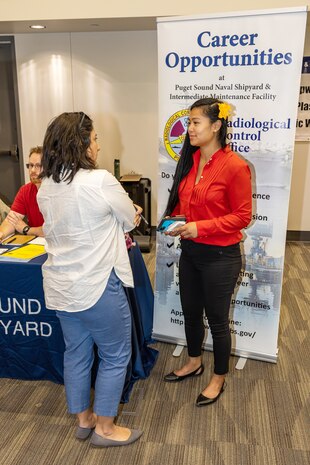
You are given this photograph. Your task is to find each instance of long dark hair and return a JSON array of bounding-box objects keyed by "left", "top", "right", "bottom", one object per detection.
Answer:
[
  {"left": 41, "top": 112, "right": 96, "bottom": 184},
  {"left": 164, "top": 98, "right": 229, "bottom": 216}
]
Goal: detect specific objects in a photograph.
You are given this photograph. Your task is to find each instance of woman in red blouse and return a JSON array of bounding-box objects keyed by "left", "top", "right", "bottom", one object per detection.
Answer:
[{"left": 163, "top": 98, "right": 252, "bottom": 406}]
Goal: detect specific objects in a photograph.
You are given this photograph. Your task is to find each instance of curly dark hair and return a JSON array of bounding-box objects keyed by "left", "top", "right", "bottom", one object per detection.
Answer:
[
  {"left": 164, "top": 98, "right": 229, "bottom": 216},
  {"left": 41, "top": 112, "right": 96, "bottom": 184}
]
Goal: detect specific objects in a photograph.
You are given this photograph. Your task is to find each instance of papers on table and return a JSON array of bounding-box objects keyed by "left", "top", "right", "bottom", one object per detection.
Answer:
[
  {"left": 0, "top": 244, "right": 46, "bottom": 262},
  {"left": 29, "top": 237, "right": 46, "bottom": 246},
  {"left": 2, "top": 234, "right": 36, "bottom": 245}
]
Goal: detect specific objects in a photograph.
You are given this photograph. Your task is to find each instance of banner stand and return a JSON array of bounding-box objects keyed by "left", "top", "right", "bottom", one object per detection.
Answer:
[
  {"left": 154, "top": 7, "right": 307, "bottom": 364},
  {"left": 172, "top": 345, "right": 184, "bottom": 357}
]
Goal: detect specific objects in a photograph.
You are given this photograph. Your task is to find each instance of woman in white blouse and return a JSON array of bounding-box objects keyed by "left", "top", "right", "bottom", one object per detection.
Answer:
[{"left": 37, "top": 112, "right": 142, "bottom": 448}]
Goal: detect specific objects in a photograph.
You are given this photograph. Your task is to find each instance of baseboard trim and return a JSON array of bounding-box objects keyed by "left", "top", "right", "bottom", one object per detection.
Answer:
[{"left": 286, "top": 230, "right": 310, "bottom": 242}]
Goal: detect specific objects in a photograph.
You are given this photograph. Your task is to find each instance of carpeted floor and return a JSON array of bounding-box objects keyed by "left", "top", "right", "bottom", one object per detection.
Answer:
[{"left": 0, "top": 241, "right": 309, "bottom": 465}]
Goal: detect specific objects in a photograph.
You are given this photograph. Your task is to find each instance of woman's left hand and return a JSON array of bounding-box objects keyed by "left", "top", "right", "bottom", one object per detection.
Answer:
[{"left": 166, "top": 222, "right": 198, "bottom": 239}]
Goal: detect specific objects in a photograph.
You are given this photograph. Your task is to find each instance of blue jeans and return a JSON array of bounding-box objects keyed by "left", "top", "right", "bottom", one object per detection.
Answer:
[{"left": 56, "top": 270, "right": 131, "bottom": 417}]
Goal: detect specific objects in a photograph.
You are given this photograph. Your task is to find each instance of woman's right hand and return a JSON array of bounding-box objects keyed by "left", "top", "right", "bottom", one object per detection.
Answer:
[
  {"left": 165, "top": 222, "right": 198, "bottom": 239},
  {"left": 133, "top": 204, "right": 143, "bottom": 227}
]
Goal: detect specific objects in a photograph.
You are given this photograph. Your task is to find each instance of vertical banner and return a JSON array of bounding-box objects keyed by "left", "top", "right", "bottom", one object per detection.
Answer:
[
  {"left": 154, "top": 8, "right": 307, "bottom": 362},
  {"left": 296, "top": 56, "right": 310, "bottom": 140}
]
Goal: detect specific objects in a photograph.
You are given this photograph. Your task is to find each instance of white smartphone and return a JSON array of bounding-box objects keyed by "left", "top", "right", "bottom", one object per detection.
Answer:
[{"left": 157, "top": 217, "right": 186, "bottom": 233}]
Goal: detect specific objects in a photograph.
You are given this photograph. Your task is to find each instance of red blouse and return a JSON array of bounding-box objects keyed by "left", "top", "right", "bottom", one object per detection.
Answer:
[{"left": 172, "top": 145, "right": 252, "bottom": 246}]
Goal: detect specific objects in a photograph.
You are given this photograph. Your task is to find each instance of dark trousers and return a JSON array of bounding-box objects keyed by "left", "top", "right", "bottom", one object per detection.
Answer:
[{"left": 179, "top": 240, "right": 242, "bottom": 375}]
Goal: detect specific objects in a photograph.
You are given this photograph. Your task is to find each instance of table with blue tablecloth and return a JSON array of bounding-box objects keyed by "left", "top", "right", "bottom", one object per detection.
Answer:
[{"left": 0, "top": 245, "right": 158, "bottom": 402}]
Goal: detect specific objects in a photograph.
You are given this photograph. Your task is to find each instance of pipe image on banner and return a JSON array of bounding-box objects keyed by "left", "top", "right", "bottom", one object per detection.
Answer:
[{"left": 154, "top": 7, "right": 307, "bottom": 362}]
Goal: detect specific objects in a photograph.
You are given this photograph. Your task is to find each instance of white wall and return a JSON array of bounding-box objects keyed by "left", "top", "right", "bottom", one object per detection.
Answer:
[
  {"left": 15, "top": 34, "right": 74, "bottom": 156},
  {"left": 1, "top": 0, "right": 308, "bottom": 21},
  {"left": 71, "top": 32, "right": 157, "bottom": 179},
  {"left": 15, "top": 31, "right": 158, "bottom": 222},
  {"left": 289, "top": 142, "right": 310, "bottom": 230}
]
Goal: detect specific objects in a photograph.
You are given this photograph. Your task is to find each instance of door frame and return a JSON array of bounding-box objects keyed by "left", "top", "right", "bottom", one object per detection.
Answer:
[{"left": 0, "top": 35, "right": 24, "bottom": 186}]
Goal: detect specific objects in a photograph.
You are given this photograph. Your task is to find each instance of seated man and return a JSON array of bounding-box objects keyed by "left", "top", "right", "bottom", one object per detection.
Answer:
[{"left": 0, "top": 146, "right": 44, "bottom": 242}]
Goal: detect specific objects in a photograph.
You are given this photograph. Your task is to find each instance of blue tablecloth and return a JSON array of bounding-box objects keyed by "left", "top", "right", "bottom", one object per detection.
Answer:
[
  {"left": 0, "top": 245, "right": 158, "bottom": 402},
  {"left": 122, "top": 246, "right": 158, "bottom": 401}
]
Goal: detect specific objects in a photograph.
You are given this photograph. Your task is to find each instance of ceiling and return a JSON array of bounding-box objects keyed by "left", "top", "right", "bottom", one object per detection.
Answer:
[
  {"left": 0, "top": 17, "right": 158, "bottom": 35},
  {"left": 1, "top": 11, "right": 309, "bottom": 35}
]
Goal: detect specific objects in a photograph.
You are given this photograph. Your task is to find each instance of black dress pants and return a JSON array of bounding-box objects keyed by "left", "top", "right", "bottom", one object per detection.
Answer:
[{"left": 179, "top": 240, "right": 242, "bottom": 375}]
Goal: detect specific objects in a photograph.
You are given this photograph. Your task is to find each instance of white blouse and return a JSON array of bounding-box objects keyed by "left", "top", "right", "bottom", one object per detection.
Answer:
[{"left": 37, "top": 169, "right": 136, "bottom": 312}]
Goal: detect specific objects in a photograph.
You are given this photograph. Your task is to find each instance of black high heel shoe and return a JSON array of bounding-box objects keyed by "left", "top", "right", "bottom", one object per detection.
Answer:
[
  {"left": 164, "top": 364, "right": 204, "bottom": 382},
  {"left": 195, "top": 381, "right": 226, "bottom": 407}
]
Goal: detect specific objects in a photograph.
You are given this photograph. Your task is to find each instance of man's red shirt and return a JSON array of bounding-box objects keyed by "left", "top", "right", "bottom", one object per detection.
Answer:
[{"left": 11, "top": 182, "right": 44, "bottom": 227}]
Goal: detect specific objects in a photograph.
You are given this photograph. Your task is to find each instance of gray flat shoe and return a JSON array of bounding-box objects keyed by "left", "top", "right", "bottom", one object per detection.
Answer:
[
  {"left": 75, "top": 426, "right": 94, "bottom": 440},
  {"left": 90, "top": 429, "right": 143, "bottom": 447}
]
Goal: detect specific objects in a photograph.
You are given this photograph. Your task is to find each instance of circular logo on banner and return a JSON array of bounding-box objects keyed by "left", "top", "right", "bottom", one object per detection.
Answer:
[{"left": 163, "top": 109, "right": 189, "bottom": 161}]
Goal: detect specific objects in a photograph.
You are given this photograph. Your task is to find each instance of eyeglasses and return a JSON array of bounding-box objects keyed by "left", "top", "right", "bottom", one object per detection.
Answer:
[{"left": 26, "top": 163, "right": 42, "bottom": 170}]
